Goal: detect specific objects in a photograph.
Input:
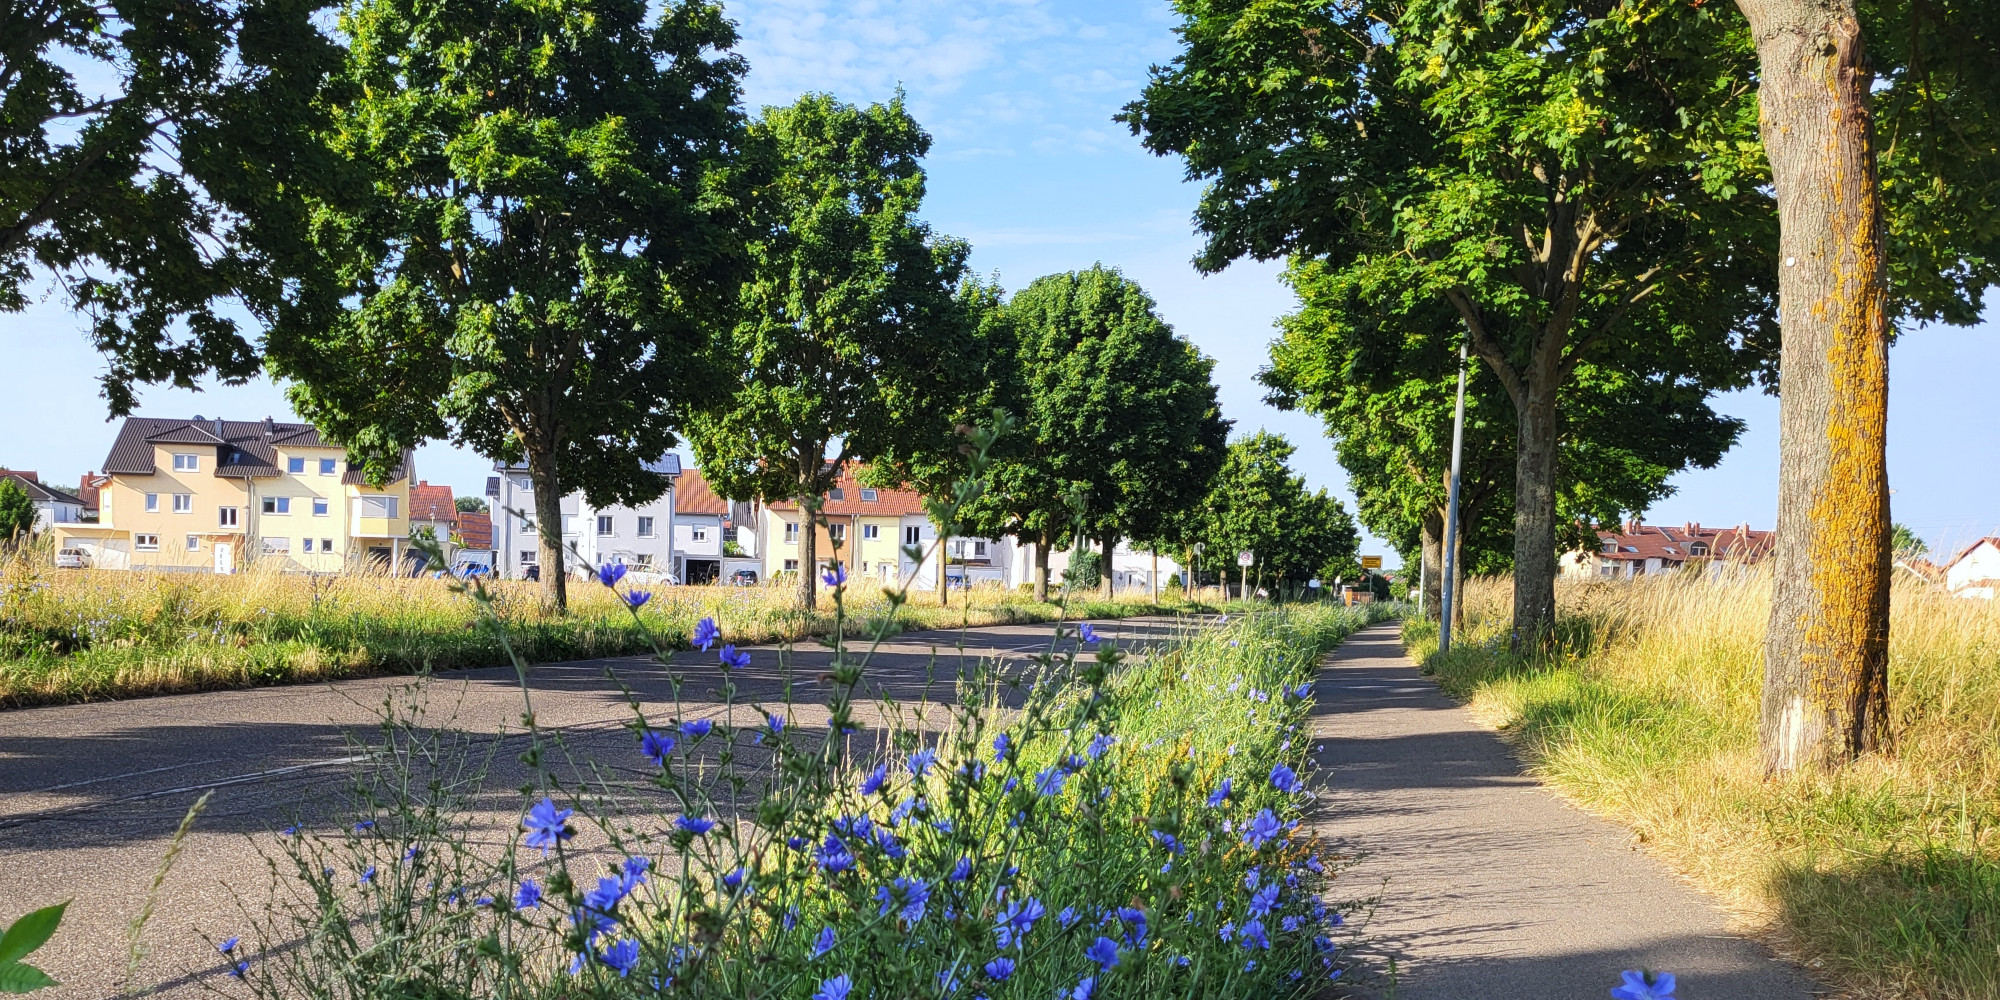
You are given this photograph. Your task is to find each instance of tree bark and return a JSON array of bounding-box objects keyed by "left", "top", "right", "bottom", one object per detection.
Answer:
[
  {"left": 1737, "top": 0, "right": 1893, "bottom": 773},
  {"left": 1510, "top": 374, "right": 1561, "bottom": 644},
  {"left": 527, "top": 447, "right": 568, "bottom": 612},
  {"left": 1032, "top": 539, "right": 1050, "bottom": 602},
  {"left": 1100, "top": 535, "right": 1116, "bottom": 600},
  {"left": 1420, "top": 509, "right": 1445, "bottom": 621},
  {"left": 797, "top": 494, "right": 818, "bottom": 610}
]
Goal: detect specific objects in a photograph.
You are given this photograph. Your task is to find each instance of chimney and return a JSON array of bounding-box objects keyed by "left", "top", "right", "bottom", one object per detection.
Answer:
[
  {"left": 1626, "top": 518, "right": 1641, "bottom": 536},
  {"left": 212, "top": 417, "right": 224, "bottom": 437},
  {"left": 263, "top": 416, "right": 276, "bottom": 433}
]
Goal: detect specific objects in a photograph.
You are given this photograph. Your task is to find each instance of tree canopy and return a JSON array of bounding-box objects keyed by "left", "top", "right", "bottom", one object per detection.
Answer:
[
  {"left": 688, "top": 94, "right": 985, "bottom": 609},
  {"left": 1180, "top": 431, "right": 1359, "bottom": 595},
  {"left": 268, "top": 0, "right": 756, "bottom": 609}
]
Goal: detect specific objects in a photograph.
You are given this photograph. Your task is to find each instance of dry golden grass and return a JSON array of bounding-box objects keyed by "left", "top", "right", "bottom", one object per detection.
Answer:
[
  {"left": 1407, "top": 571, "right": 2000, "bottom": 999},
  {"left": 0, "top": 545, "right": 1205, "bottom": 707}
]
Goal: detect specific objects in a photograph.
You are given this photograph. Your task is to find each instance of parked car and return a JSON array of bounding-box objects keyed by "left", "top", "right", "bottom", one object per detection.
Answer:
[
  {"left": 729, "top": 569, "right": 759, "bottom": 586},
  {"left": 54, "top": 548, "right": 89, "bottom": 569},
  {"left": 626, "top": 569, "right": 677, "bottom": 587}
]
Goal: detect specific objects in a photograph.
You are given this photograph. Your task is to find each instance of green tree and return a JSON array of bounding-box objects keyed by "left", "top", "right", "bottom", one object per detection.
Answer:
[
  {"left": 688, "top": 94, "right": 982, "bottom": 610},
  {"left": 1125, "top": 0, "right": 1775, "bottom": 643},
  {"left": 0, "top": 479, "right": 36, "bottom": 542},
  {"left": 2, "top": 0, "right": 340, "bottom": 412},
  {"left": 1265, "top": 257, "right": 1743, "bottom": 618},
  {"left": 1735, "top": 0, "right": 2000, "bottom": 773},
  {"left": 455, "top": 497, "right": 488, "bottom": 514},
  {"left": 1180, "top": 432, "right": 1358, "bottom": 599},
  {"left": 997, "top": 266, "right": 1229, "bottom": 600},
  {"left": 268, "top": 0, "right": 755, "bottom": 611}
]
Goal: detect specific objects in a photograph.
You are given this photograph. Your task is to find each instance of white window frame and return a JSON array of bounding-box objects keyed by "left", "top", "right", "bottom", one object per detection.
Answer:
[
  {"left": 828, "top": 523, "right": 846, "bottom": 542},
  {"left": 785, "top": 522, "right": 799, "bottom": 543},
  {"left": 860, "top": 488, "right": 878, "bottom": 502},
  {"left": 303, "top": 538, "right": 315, "bottom": 553},
  {"left": 144, "top": 493, "right": 159, "bottom": 512},
  {"left": 321, "top": 538, "right": 334, "bottom": 552},
  {"left": 905, "top": 526, "right": 921, "bottom": 546},
  {"left": 783, "top": 558, "right": 799, "bottom": 572},
  {"left": 135, "top": 533, "right": 159, "bottom": 551},
  {"left": 287, "top": 457, "right": 306, "bottom": 474},
  {"left": 172, "top": 453, "right": 199, "bottom": 472},
  {"left": 312, "top": 498, "right": 329, "bottom": 516},
  {"left": 359, "top": 495, "right": 398, "bottom": 518},
  {"left": 262, "top": 537, "right": 291, "bottom": 554},
  {"left": 218, "top": 506, "right": 239, "bottom": 528},
  {"left": 262, "top": 496, "right": 291, "bottom": 515},
  {"left": 974, "top": 540, "right": 987, "bottom": 557},
  {"left": 519, "top": 549, "right": 538, "bottom": 564},
  {"left": 172, "top": 493, "right": 192, "bottom": 513},
  {"left": 597, "top": 515, "right": 614, "bottom": 536},
  {"left": 863, "top": 524, "right": 879, "bottom": 540},
  {"left": 691, "top": 526, "right": 708, "bottom": 542},
  {"left": 637, "top": 516, "right": 655, "bottom": 537}
]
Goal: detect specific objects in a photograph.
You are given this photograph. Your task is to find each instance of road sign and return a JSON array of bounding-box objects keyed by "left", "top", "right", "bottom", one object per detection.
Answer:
[
  {"left": 1237, "top": 550, "right": 1254, "bottom": 567},
  {"left": 1361, "top": 555, "right": 1383, "bottom": 569}
]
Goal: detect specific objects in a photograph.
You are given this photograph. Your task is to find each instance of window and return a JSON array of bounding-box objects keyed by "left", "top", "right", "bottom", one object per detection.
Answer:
[
  {"left": 597, "top": 515, "right": 614, "bottom": 536},
  {"left": 287, "top": 457, "right": 306, "bottom": 473},
  {"left": 218, "top": 506, "right": 239, "bottom": 527},
  {"left": 172, "top": 493, "right": 192, "bottom": 513},
  {"left": 262, "top": 537, "right": 290, "bottom": 554},
  {"left": 262, "top": 496, "right": 292, "bottom": 515},
  {"left": 186, "top": 535, "right": 200, "bottom": 552},
  {"left": 905, "top": 526, "right": 921, "bottom": 546},
  {"left": 145, "top": 493, "right": 159, "bottom": 512},
  {"left": 1601, "top": 540, "right": 1618, "bottom": 553},
  {"left": 312, "top": 498, "right": 329, "bottom": 516},
  {"left": 172, "top": 453, "right": 199, "bottom": 472},
  {"left": 519, "top": 550, "right": 538, "bottom": 564},
  {"left": 860, "top": 488, "right": 878, "bottom": 502},
  {"left": 722, "top": 526, "right": 738, "bottom": 542},
  {"left": 784, "top": 559, "right": 799, "bottom": 572},
  {"left": 320, "top": 458, "right": 337, "bottom": 475},
  {"left": 973, "top": 540, "right": 987, "bottom": 557},
  {"left": 863, "top": 524, "right": 879, "bottom": 540},
  {"left": 828, "top": 523, "right": 846, "bottom": 542},
  {"left": 359, "top": 495, "right": 398, "bottom": 518},
  {"left": 1690, "top": 542, "right": 1709, "bottom": 556},
  {"left": 135, "top": 533, "right": 159, "bottom": 551},
  {"left": 634, "top": 553, "right": 654, "bottom": 567},
  {"left": 303, "top": 538, "right": 315, "bottom": 553},
  {"left": 321, "top": 538, "right": 333, "bottom": 552},
  {"left": 829, "top": 487, "right": 845, "bottom": 500},
  {"left": 785, "top": 522, "right": 799, "bottom": 543},
  {"left": 637, "top": 516, "right": 655, "bottom": 537},
  {"left": 692, "top": 526, "right": 708, "bottom": 542}
]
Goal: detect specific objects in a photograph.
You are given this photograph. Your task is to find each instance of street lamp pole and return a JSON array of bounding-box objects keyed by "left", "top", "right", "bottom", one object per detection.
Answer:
[{"left": 1440, "top": 340, "right": 1468, "bottom": 654}]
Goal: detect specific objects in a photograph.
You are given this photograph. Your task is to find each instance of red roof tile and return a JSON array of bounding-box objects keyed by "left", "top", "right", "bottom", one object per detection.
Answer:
[
  {"left": 765, "top": 463, "right": 928, "bottom": 517},
  {"left": 456, "top": 510, "right": 493, "bottom": 550},
  {"left": 409, "top": 482, "right": 458, "bottom": 524},
  {"left": 675, "top": 467, "right": 732, "bottom": 516}
]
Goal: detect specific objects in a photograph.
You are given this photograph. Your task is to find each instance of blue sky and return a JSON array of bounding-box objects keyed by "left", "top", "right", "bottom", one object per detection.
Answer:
[{"left": 4, "top": 0, "right": 1997, "bottom": 562}]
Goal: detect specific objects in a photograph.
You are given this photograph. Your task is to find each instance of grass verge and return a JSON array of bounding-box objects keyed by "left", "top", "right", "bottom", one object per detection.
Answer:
[
  {"left": 1406, "top": 573, "right": 2000, "bottom": 999},
  {"left": 0, "top": 552, "right": 1219, "bottom": 707}
]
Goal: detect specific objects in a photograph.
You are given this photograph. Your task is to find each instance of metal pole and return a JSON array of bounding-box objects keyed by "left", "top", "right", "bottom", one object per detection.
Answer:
[{"left": 1440, "top": 340, "right": 1468, "bottom": 654}]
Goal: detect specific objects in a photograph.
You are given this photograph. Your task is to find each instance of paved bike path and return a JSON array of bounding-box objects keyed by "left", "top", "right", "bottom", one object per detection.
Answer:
[{"left": 1307, "top": 624, "right": 1823, "bottom": 999}]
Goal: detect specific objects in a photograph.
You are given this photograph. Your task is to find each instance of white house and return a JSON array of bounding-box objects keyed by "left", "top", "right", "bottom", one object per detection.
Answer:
[
  {"left": 486, "top": 456, "right": 680, "bottom": 580},
  {"left": 0, "top": 471, "right": 86, "bottom": 531},
  {"left": 1046, "top": 539, "right": 1185, "bottom": 597},
  {"left": 1945, "top": 537, "right": 2000, "bottom": 600},
  {"left": 671, "top": 468, "right": 729, "bottom": 585}
]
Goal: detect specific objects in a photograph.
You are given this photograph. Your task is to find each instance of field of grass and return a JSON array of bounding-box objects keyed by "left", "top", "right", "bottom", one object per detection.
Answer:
[
  {"left": 0, "top": 549, "right": 1218, "bottom": 707},
  {"left": 1406, "top": 572, "right": 2000, "bottom": 999}
]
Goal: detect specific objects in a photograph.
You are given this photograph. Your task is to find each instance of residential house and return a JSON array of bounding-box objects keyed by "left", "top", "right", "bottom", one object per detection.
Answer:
[
  {"left": 1045, "top": 540, "right": 1185, "bottom": 597},
  {"left": 407, "top": 481, "right": 459, "bottom": 572},
  {"left": 672, "top": 468, "right": 730, "bottom": 585},
  {"left": 0, "top": 470, "right": 86, "bottom": 531},
  {"left": 487, "top": 457, "right": 679, "bottom": 579},
  {"left": 77, "top": 472, "right": 111, "bottom": 521},
  {"left": 52, "top": 416, "right": 411, "bottom": 572},
  {"left": 1945, "top": 538, "right": 2000, "bottom": 600},
  {"left": 1559, "top": 521, "right": 1775, "bottom": 580},
  {"left": 760, "top": 466, "right": 943, "bottom": 588},
  {"left": 455, "top": 509, "right": 496, "bottom": 574}
]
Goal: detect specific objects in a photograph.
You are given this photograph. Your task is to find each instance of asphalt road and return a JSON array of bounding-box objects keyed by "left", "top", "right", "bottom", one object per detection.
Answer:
[
  {"left": 0, "top": 615, "right": 1200, "bottom": 1000},
  {"left": 1308, "top": 624, "right": 1825, "bottom": 999}
]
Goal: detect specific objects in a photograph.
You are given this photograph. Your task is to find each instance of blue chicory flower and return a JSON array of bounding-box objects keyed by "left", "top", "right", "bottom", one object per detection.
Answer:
[
  {"left": 1249, "top": 883, "right": 1281, "bottom": 917},
  {"left": 719, "top": 644, "right": 751, "bottom": 670},
  {"left": 692, "top": 616, "right": 720, "bottom": 650},
  {"left": 354, "top": 820, "right": 375, "bottom": 832},
  {"left": 876, "top": 876, "right": 932, "bottom": 923},
  {"left": 599, "top": 938, "right": 640, "bottom": 977},
  {"left": 1057, "top": 906, "right": 1080, "bottom": 930},
  {"left": 217, "top": 937, "right": 239, "bottom": 954},
  {"left": 860, "top": 762, "right": 889, "bottom": 796},
  {"left": 1270, "top": 763, "right": 1302, "bottom": 793},
  {"left": 359, "top": 865, "right": 376, "bottom": 885},
  {"left": 813, "top": 974, "right": 853, "bottom": 1000},
  {"left": 811, "top": 926, "right": 837, "bottom": 960},
  {"left": 522, "top": 798, "right": 573, "bottom": 853},
  {"left": 1070, "top": 976, "right": 1096, "bottom": 1000},
  {"left": 983, "top": 957, "right": 1015, "bottom": 981},
  {"left": 908, "top": 747, "right": 937, "bottom": 777},
  {"left": 597, "top": 562, "right": 628, "bottom": 587},
  {"left": 1239, "top": 918, "right": 1271, "bottom": 950},
  {"left": 641, "top": 729, "right": 677, "bottom": 766},
  {"left": 1206, "top": 777, "right": 1232, "bottom": 808},
  {"left": 1086, "top": 734, "right": 1114, "bottom": 760},
  {"left": 994, "top": 897, "right": 1045, "bottom": 948},
  {"left": 677, "top": 815, "right": 716, "bottom": 836},
  {"left": 227, "top": 960, "right": 249, "bottom": 979},
  {"left": 624, "top": 589, "right": 651, "bottom": 609},
  {"left": 1034, "top": 767, "right": 1066, "bottom": 797},
  {"left": 950, "top": 857, "right": 974, "bottom": 882},
  {"left": 1611, "top": 970, "right": 1678, "bottom": 1000},
  {"left": 1084, "top": 936, "right": 1120, "bottom": 970},
  {"left": 1243, "top": 809, "right": 1283, "bottom": 850},
  {"left": 680, "top": 719, "right": 714, "bottom": 738},
  {"left": 992, "top": 732, "right": 1011, "bottom": 762},
  {"left": 514, "top": 879, "right": 542, "bottom": 910},
  {"left": 1078, "top": 622, "right": 1099, "bottom": 644},
  {"left": 822, "top": 564, "right": 847, "bottom": 588}
]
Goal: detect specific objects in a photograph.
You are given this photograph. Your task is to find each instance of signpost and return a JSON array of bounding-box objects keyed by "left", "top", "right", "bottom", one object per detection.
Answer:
[
  {"left": 1361, "top": 555, "right": 1383, "bottom": 570},
  {"left": 1236, "top": 550, "right": 1253, "bottom": 602}
]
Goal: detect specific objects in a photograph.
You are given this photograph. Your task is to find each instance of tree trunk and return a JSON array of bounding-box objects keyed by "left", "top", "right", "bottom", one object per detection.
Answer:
[
  {"left": 1100, "top": 535, "right": 1115, "bottom": 600},
  {"left": 1451, "top": 514, "right": 1467, "bottom": 634},
  {"left": 940, "top": 538, "right": 949, "bottom": 607},
  {"left": 527, "top": 447, "right": 567, "bottom": 612},
  {"left": 1032, "top": 539, "right": 1050, "bottom": 602},
  {"left": 1737, "top": 0, "right": 1893, "bottom": 774},
  {"left": 1420, "top": 508, "right": 1445, "bottom": 621},
  {"left": 1510, "top": 376, "right": 1560, "bottom": 645},
  {"left": 798, "top": 496, "right": 818, "bottom": 610}
]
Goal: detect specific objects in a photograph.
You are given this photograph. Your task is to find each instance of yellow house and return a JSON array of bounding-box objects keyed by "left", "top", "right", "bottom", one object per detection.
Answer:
[
  {"left": 759, "top": 464, "right": 937, "bottom": 588},
  {"left": 54, "top": 416, "right": 411, "bottom": 573}
]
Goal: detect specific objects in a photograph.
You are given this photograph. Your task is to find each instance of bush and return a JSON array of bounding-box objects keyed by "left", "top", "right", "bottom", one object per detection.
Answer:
[{"left": 1064, "top": 550, "right": 1102, "bottom": 590}]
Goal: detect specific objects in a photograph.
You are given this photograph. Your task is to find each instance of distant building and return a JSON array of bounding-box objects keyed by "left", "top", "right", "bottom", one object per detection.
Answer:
[
  {"left": 760, "top": 465, "right": 940, "bottom": 588},
  {"left": 455, "top": 508, "right": 496, "bottom": 574},
  {"left": 487, "top": 457, "right": 680, "bottom": 580},
  {"left": 1945, "top": 538, "right": 2000, "bottom": 600},
  {"left": 0, "top": 470, "right": 86, "bottom": 531},
  {"left": 1560, "top": 521, "right": 1774, "bottom": 580}
]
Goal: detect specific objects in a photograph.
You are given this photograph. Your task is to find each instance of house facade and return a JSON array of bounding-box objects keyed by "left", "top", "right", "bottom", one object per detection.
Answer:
[
  {"left": 1559, "top": 521, "right": 1775, "bottom": 580},
  {"left": 759, "top": 467, "right": 944, "bottom": 589},
  {"left": 1945, "top": 538, "right": 2000, "bottom": 600},
  {"left": 52, "top": 416, "right": 411, "bottom": 572},
  {"left": 0, "top": 471, "right": 86, "bottom": 531},
  {"left": 487, "top": 457, "right": 680, "bottom": 579}
]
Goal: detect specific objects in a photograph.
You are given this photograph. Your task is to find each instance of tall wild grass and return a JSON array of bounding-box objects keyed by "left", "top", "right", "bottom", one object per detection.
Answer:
[
  {"left": 0, "top": 544, "right": 1210, "bottom": 707},
  {"left": 1407, "top": 571, "right": 2000, "bottom": 999}
]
